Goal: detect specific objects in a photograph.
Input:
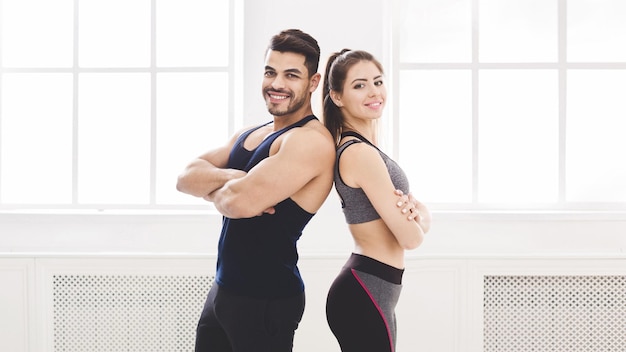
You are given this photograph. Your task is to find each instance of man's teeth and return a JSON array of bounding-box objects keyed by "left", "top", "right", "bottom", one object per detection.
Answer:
[{"left": 270, "top": 94, "right": 287, "bottom": 100}]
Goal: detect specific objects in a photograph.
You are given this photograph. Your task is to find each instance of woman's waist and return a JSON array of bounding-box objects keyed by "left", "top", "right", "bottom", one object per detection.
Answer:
[
  {"left": 350, "top": 223, "right": 404, "bottom": 266},
  {"left": 343, "top": 253, "right": 404, "bottom": 284},
  {"left": 352, "top": 246, "right": 405, "bottom": 270}
]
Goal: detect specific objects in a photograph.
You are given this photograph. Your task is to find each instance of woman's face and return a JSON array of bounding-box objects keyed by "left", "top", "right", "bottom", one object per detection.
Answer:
[{"left": 335, "top": 60, "right": 386, "bottom": 123}]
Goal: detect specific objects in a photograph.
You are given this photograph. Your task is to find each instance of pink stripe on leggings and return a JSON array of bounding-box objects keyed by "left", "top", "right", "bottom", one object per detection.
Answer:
[{"left": 351, "top": 269, "right": 394, "bottom": 352}]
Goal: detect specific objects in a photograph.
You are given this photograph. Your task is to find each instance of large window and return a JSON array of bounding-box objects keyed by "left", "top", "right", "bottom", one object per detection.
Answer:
[
  {"left": 395, "top": 0, "right": 626, "bottom": 210},
  {"left": 3, "top": 0, "right": 625, "bottom": 214},
  {"left": 0, "top": 0, "right": 237, "bottom": 210}
]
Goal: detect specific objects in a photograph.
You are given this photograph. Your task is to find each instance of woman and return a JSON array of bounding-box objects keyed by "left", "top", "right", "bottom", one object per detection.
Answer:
[{"left": 322, "top": 49, "right": 431, "bottom": 352}]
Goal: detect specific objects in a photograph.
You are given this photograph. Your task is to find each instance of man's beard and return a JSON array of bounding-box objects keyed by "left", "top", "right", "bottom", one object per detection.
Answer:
[{"left": 264, "top": 89, "right": 307, "bottom": 116}]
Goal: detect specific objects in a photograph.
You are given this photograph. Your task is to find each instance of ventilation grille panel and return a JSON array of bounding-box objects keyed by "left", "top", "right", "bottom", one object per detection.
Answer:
[
  {"left": 53, "top": 274, "right": 213, "bottom": 352},
  {"left": 484, "top": 275, "right": 626, "bottom": 352}
]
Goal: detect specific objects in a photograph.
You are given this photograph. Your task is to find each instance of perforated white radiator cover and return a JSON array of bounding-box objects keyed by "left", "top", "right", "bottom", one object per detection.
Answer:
[
  {"left": 484, "top": 275, "right": 626, "bottom": 351},
  {"left": 53, "top": 274, "right": 213, "bottom": 352}
]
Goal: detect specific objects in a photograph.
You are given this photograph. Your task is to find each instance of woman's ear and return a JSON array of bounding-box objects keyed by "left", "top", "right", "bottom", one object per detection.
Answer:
[{"left": 330, "top": 91, "right": 343, "bottom": 107}]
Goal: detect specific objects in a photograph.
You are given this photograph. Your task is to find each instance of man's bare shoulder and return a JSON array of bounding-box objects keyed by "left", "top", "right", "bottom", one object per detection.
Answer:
[
  {"left": 276, "top": 119, "right": 335, "bottom": 162},
  {"left": 298, "top": 118, "right": 335, "bottom": 147}
]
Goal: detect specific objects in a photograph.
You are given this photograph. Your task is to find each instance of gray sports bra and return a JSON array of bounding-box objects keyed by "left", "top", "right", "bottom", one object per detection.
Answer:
[{"left": 334, "top": 131, "right": 410, "bottom": 224}]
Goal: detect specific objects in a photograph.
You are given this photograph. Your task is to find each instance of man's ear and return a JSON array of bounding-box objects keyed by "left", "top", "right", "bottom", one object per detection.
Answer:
[{"left": 309, "top": 72, "right": 322, "bottom": 93}]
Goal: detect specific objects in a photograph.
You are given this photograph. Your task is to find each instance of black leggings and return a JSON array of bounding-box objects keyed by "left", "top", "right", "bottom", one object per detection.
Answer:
[
  {"left": 195, "top": 283, "right": 305, "bottom": 352},
  {"left": 326, "top": 253, "right": 404, "bottom": 352}
]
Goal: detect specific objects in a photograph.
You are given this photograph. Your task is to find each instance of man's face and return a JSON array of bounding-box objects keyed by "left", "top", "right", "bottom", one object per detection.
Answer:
[{"left": 261, "top": 50, "right": 314, "bottom": 117}]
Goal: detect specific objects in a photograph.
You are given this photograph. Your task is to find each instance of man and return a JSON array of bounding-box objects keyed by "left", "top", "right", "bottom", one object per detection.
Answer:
[{"left": 176, "top": 29, "right": 335, "bottom": 352}]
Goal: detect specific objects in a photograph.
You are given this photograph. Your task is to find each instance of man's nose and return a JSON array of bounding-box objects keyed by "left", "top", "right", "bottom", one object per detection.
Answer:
[{"left": 271, "top": 75, "right": 286, "bottom": 89}]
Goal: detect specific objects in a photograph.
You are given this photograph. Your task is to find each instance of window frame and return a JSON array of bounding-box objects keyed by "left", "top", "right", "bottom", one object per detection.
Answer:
[
  {"left": 0, "top": 0, "right": 242, "bottom": 212},
  {"left": 391, "top": 0, "right": 626, "bottom": 214}
]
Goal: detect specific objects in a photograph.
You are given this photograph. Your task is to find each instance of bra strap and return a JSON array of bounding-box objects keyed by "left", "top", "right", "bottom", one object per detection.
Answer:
[{"left": 340, "top": 130, "right": 376, "bottom": 149}]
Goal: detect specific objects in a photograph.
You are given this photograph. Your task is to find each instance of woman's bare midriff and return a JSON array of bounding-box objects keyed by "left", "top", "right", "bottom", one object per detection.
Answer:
[{"left": 349, "top": 219, "right": 406, "bottom": 269}]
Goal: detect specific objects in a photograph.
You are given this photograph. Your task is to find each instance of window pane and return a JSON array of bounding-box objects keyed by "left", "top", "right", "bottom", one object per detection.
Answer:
[
  {"left": 566, "top": 70, "right": 626, "bottom": 202},
  {"left": 478, "top": 70, "right": 559, "bottom": 203},
  {"left": 568, "top": 0, "right": 626, "bottom": 62},
  {"left": 1, "top": 74, "right": 73, "bottom": 203},
  {"left": 77, "top": 73, "right": 151, "bottom": 204},
  {"left": 156, "top": 0, "right": 229, "bottom": 67},
  {"left": 398, "top": 70, "right": 473, "bottom": 203},
  {"left": 479, "top": 0, "right": 558, "bottom": 62},
  {"left": 1, "top": 0, "right": 73, "bottom": 67},
  {"left": 155, "top": 72, "right": 229, "bottom": 205},
  {"left": 399, "top": 0, "right": 472, "bottom": 63},
  {"left": 79, "top": 0, "right": 150, "bottom": 67}
]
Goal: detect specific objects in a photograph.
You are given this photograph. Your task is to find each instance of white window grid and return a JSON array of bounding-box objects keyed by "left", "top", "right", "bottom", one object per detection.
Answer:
[
  {"left": 0, "top": 0, "right": 240, "bottom": 211},
  {"left": 392, "top": 0, "right": 626, "bottom": 212}
]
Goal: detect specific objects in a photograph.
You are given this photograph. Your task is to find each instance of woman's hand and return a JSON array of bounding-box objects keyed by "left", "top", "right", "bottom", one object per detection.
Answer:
[{"left": 394, "top": 190, "right": 431, "bottom": 233}]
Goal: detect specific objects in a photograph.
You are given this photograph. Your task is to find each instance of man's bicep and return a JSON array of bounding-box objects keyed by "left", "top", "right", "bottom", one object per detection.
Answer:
[
  {"left": 177, "top": 129, "right": 245, "bottom": 198},
  {"left": 238, "top": 136, "right": 328, "bottom": 204},
  {"left": 195, "top": 145, "right": 231, "bottom": 169},
  {"left": 268, "top": 132, "right": 332, "bottom": 186},
  {"left": 194, "top": 130, "right": 242, "bottom": 168},
  {"left": 240, "top": 153, "right": 310, "bottom": 202}
]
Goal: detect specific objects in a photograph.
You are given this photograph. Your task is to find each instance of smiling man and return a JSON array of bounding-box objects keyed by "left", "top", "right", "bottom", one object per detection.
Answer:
[{"left": 176, "top": 29, "right": 335, "bottom": 352}]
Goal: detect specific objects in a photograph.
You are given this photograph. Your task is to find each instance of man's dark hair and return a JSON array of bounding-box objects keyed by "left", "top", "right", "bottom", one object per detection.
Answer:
[{"left": 267, "top": 29, "right": 320, "bottom": 78}]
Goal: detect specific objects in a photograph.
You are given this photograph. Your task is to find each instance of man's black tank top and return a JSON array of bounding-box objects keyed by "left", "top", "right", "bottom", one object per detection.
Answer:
[{"left": 215, "top": 115, "right": 317, "bottom": 298}]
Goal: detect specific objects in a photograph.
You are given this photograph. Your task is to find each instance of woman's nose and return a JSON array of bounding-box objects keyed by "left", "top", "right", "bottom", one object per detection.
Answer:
[{"left": 368, "top": 85, "right": 380, "bottom": 96}]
